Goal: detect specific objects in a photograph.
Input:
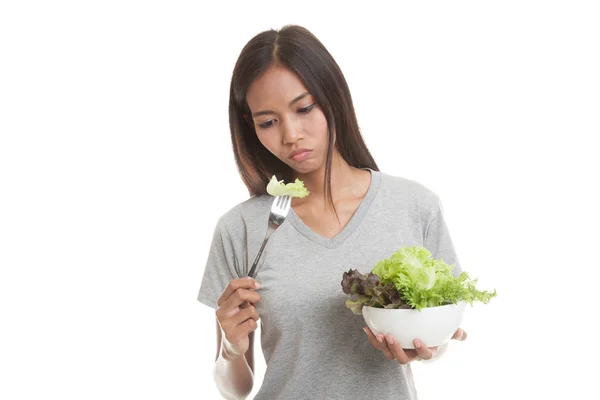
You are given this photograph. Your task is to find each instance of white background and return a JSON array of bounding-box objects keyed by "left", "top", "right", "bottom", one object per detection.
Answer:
[{"left": 1, "top": 1, "right": 599, "bottom": 399}]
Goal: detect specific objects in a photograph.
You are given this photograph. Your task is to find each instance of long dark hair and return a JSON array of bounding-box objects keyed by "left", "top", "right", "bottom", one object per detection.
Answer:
[{"left": 229, "top": 25, "right": 378, "bottom": 203}]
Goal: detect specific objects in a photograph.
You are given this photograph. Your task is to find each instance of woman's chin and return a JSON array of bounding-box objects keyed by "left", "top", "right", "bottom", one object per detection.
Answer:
[
  {"left": 287, "top": 158, "right": 320, "bottom": 175},
  {"left": 288, "top": 162, "right": 321, "bottom": 176}
]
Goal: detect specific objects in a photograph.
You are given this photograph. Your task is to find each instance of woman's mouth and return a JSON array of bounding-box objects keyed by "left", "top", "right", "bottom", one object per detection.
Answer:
[{"left": 290, "top": 149, "right": 312, "bottom": 161}]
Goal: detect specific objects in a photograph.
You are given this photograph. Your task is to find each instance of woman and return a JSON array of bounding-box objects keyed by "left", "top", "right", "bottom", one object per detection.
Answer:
[{"left": 197, "top": 25, "right": 467, "bottom": 400}]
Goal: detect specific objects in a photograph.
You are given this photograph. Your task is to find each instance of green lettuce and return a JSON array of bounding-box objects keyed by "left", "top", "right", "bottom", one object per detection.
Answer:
[
  {"left": 342, "top": 245, "right": 497, "bottom": 312},
  {"left": 266, "top": 175, "right": 309, "bottom": 198}
]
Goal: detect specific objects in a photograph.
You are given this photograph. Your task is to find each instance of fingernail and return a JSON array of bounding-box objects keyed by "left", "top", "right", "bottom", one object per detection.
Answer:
[
  {"left": 363, "top": 327, "right": 368, "bottom": 335},
  {"left": 414, "top": 340, "right": 421, "bottom": 349},
  {"left": 377, "top": 335, "right": 384, "bottom": 343},
  {"left": 254, "top": 282, "right": 261, "bottom": 289},
  {"left": 386, "top": 335, "right": 394, "bottom": 345}
]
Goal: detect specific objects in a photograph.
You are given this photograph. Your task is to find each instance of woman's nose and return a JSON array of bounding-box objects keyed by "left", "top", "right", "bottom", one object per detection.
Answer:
[{"left": 282, "top": 117, "right": 303, "bottom": 144}]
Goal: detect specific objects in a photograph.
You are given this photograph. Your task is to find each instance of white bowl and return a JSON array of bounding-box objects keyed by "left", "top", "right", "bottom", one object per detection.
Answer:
[{"left": 362, "top": 302, "right": 466, "bottom": 349}]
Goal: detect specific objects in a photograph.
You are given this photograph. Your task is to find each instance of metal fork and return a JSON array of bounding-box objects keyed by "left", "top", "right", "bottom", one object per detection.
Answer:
[{"left": 247, "top": 195, "right": 292, "bottom": 278}]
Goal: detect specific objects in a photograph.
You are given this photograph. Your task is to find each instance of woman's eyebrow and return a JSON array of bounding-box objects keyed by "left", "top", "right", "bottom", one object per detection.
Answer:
[
  {"left": 289, "top": 92, "right": 310, "bottom": 105},
  {"left": 251, "top": 92, "right": 311, "bottom": 118}
]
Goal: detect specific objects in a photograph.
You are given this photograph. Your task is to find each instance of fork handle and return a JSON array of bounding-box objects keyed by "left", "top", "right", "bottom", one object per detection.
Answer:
[{"left": 247, "top": 229, "right": 273, "bottom": 278}]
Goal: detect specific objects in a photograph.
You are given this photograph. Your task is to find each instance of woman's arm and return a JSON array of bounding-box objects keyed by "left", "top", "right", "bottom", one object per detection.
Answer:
[
  {"left": 212, "top": 277, "right": 261, "bottom": 399},
  {"left": 213, "top": 318, "right": 255, "bottom": 399}
]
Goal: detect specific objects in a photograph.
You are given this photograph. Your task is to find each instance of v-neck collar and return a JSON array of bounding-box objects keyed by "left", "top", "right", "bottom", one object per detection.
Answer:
[{"left": 286, "top": 169, "right": 381, "bottom": 249}]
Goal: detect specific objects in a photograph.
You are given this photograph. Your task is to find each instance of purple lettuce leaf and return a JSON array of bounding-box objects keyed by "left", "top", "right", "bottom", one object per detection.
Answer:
[{"left": 341, "top": 269, "right": 409, "bottom": 315}]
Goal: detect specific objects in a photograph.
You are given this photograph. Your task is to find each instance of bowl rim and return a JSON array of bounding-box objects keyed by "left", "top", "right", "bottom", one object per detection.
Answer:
[{"left": 362, "top": 301, "right": 466, "bottom": 311}]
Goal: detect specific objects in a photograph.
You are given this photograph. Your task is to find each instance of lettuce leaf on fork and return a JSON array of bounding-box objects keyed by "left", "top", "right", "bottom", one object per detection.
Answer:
[{"left": 266, "top": 175, "right": 309, "bottom": 198}]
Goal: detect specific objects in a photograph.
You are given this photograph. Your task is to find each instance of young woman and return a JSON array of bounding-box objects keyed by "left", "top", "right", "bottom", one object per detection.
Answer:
[{"left": 198, "top": 25, "right": 467, "bottom": 400}]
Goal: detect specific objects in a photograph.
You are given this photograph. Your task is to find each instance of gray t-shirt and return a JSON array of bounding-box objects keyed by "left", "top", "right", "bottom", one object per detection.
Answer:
[{"left": 198, "top": 170, "right": 462, "bottom": 400}]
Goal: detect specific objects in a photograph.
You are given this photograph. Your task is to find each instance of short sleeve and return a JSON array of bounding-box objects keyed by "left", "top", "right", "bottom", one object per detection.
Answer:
[
  {"left": 197, "top": 218, "right": 243, "bottom": 309},
  {"left": 424, "top": 197, "right": 462, "bottom": 277}
]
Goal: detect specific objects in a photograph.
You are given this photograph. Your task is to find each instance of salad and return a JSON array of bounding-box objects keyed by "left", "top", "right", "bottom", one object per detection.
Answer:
[
  {"left": 341, "top": 245, "right": 496, "bottom": 314},
  {"left": 266, "top": 175, "right": 309, "bottom": 198}
]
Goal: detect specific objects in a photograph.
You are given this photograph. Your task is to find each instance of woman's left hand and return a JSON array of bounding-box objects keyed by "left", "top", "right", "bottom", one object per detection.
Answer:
[{"left": 364, "top": 326, "right": 467, "bottom": 364}]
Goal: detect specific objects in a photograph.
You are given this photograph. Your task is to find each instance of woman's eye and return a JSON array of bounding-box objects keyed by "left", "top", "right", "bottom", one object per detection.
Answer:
[
  {"left": 298, "top": 104, "right": 315, "bottom": 114},
  {"left": 258, "top": 120, "right": 274, "bottom": 129}
]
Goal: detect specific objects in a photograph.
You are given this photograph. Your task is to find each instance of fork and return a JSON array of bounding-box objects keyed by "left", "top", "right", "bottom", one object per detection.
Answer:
[{"left": 247, "top": 195, "right": 292, "bottom": 278}]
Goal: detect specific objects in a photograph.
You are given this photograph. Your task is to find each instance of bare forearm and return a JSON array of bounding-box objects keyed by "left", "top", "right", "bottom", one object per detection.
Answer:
[
  {"left": 212, "top": 279, "right": 260, "bottom": 399},
  {"left": 213, "top": 347, "right": 254, "bottom": 400}
]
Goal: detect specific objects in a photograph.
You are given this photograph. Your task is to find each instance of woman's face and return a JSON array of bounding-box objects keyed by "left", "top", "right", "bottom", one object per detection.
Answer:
[{"left": 246, "top": 65, "right": 330, "bottom": 176}]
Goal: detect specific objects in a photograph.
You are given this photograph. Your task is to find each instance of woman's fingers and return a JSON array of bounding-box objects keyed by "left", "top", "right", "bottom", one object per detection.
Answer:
[
  {"left": 218, "top": 287, "right": 261, "bottom": 318},
  {"left": 412, "top": 339, "right": 438, "bottom": 360},
  {"left": 385, "top": 334, "right": 420, "bottom": 364},
  {"left": 376, "top": 334, "right": 396, "bottom": 360},
  {"left": 364, "top": 328, "right": 441, "bottom": 364},
  {"left": 227, "top": 317, "right": 259, "bottom": 343},
  {"left": 452, "top": 328, "right": 467, "bottom": 341},
  {"left": 363, "top": 328, "right": 395, "bottom": 360},
  {"left": 217, "top": 277, "right": 260, "bottom": 307},
  {"left": 363, "top": 327, "right": 381, "bottom": 348},
  {"left": 214, "top": 278, "right": 262, "bottom": 359},
  {"left": 216, "top": 278, "right": 262, "bottom": 344},
  {"left": 366, "top": 328, "right": 462, "bottom": 364},
  {"left": 221, "top": 305, "right": 259, "bottom": 331}
]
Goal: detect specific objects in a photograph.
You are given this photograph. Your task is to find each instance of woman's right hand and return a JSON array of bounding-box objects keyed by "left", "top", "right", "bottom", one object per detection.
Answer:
[{"left": 216, "top": 277, "right": 261, "bottom": 360}]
